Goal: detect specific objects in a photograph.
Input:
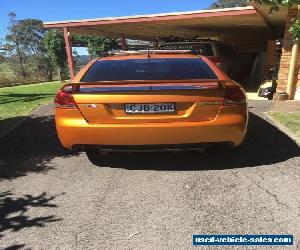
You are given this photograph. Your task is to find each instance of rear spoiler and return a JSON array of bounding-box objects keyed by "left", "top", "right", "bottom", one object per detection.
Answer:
[{"left": 63, "top": 79, "right": 231, "bottom": 93}]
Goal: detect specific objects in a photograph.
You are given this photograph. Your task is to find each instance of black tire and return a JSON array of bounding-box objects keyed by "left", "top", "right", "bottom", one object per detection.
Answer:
[{"left": 85, "top": 148, "right": 107, "bottom": 166}]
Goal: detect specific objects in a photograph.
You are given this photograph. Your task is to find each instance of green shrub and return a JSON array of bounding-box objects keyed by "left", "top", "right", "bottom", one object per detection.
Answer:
[{"left": 289, "top": 19, "right": 300, "bottom": 41}]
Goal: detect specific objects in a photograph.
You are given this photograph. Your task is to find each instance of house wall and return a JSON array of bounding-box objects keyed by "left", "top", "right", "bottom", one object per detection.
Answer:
[{"left": 276, "top": 6, "right": 300, "bottom": 99}]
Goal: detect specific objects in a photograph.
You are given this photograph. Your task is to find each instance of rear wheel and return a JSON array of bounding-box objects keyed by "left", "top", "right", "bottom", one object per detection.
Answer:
[{"left": 85, "top": 148, "right": 108, "bottom": 166}]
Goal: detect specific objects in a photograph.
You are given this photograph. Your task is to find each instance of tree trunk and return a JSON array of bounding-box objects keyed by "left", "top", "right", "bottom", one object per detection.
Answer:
[
  {"left": 47, "top": 68, "right": 53, "bottom": 81},
  {"left": 15, "top": 40, "right": 26, "bottom": 77},
  {"left": 58, "top": 67, "right": 62, "bottom": 81}
]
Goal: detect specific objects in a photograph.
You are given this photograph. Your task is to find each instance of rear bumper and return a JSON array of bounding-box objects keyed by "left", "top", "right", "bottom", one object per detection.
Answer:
[
  {"left": 55, "top": 105, "right": 248, "bottom": 149},
  {"left": 73, "top": 142, "right": 233, "bottom": 152}
]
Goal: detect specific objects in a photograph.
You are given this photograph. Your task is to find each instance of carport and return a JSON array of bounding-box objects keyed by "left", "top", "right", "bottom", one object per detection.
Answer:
[{"left": 43, "top": 4, "right": 300, "bottom": 100}]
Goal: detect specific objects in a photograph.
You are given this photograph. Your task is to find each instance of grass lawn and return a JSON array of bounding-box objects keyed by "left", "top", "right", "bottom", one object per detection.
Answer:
[
  {"left": 0, "top": 81, "right": 62, "bottom": 120},
  {"left": 268, "top": 111, "right": 300, "bottom": 138}
]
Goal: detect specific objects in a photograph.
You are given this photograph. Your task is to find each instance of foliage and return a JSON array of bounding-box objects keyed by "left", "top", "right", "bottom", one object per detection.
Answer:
[
  {"left": 3, "top": 12, "right": 122, "bottom": 83},
  {"left": 73, "top": 35, "right": 118, "bottom": 58},
  {"left": 289, "top": 19, "right": 300, "bottom": 40},
  {"left": 6, "top": 19, "right": 45, "bottom": 55},
  {"left": 4, "top": 12, "right": 26, "bottom": 77},
  {"left": 253, "top": 0, "right": 300, "bottom": 11},
  {"left": 211, "top": 0, "right": 300, "bottom": 9},
  {"left": 43, "top": 31, "right": 118, "bottom": 79},
  {"left": 0, "top": 62, "right": 13, "bottom": 78},
  {"left": 0, "top": 62, "right": 16, "bottom": 87},
  {"left": 0, "top": 54, "right": 4, "bottom": 64},
  {"left": 43, "top": 30, "right": 68, "bottom": 80},
  {"left": 252, "top": 0, "right": 300, "bottom": 40},
  {"left": 4, "top": 13, "right": 53, "bottom": 80},
  {"left": 0, "top": 39, "right": 6, "bottom": 63},
  {"left": 210, "top": 0, "right": 248, "bottom": 8}
]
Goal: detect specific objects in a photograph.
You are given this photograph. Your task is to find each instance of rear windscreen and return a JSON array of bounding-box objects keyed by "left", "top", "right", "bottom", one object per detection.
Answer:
[{"left": 80, "top": 58, "right": 217, "bottom": 82}]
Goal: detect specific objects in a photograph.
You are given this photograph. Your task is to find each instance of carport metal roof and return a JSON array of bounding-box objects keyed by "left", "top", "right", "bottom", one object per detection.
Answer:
[
  {"left": 43, "top": 6, "right": 287, "bottom": 40},
  {"left": 43, "top": 5, "right": 288, "bottom": 79}
]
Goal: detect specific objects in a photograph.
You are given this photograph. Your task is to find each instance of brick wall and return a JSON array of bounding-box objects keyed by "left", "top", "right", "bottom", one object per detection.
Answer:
[{"left": 277, "top": 7, "right": 300, "bottom": 98}]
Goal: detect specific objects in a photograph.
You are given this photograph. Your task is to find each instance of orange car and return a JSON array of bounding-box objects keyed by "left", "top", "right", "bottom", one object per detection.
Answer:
[{"left": 54, "top": 51, "right": 248, "bottom": 163}]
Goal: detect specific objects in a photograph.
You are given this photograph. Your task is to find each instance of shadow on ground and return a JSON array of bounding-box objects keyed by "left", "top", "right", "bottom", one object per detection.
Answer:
[
  {"left": 93, "top": 113, "right": 300, "bottom": 170},
  {"left": 0, "top": 191, "right": 62, "bottom": 249},
  {"left": 4, "top": 244, "right": 25, "bottom": 250},
  {"left": 0, "top": 93, "right": 55, "bottom": 106},
  {"left": 0, "top": 191, "right": 61, "bottom": 236},
  {"left": 0, "top": 114, "right": 78, "bottom": 180},
  {"left": 0, "top": 109, "right": 299, "bottom": 175}
]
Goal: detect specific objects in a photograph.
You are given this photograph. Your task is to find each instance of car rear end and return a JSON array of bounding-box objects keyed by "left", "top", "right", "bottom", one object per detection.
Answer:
[{"left": 54, "top": 54, "right": 248, "bottom": 152}]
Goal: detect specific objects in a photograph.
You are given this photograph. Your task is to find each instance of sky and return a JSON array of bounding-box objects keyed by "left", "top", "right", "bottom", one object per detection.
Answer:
[{"left": 0, "top": 0, "right": 214, "bottom": 54}]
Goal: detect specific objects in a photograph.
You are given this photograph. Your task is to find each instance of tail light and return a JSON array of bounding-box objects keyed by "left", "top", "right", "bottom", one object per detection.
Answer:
[
  {"left": 222, "top": 85, "right": 246, "bottom": 105},
  {"left": 54, "top": 85, "right": 77, "bottom": 109},
  {"left": 209, "top": 57, "right": 223, "bottom": 68}
]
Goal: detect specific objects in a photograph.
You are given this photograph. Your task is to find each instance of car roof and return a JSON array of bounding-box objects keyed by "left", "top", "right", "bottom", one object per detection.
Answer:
[{"left": 99, "top": 54, "right": 200, "bottom": 61}]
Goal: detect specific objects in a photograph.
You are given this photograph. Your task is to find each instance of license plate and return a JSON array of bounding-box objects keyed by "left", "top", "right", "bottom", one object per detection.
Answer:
[{"left": 124, "top": 103, "right": 176, "bottom": 114}]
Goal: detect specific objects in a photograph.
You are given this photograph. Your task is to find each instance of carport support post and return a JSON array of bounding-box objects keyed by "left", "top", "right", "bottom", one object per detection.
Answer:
[
  {"left": 286, "top": 39, "right": 298, "bottom": 99},
  {"left": 63, "top": 27, "right": 75, "bottom": 80},
  {"left": 286, "top": 5, "right": 300, "bottom": 99},
  {"left": 121, "top": 34, "right": 127, "bottom": 50}
]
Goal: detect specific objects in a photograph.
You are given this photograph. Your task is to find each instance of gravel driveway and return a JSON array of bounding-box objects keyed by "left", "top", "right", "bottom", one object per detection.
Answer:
[{"left": 0, "top": 101, "right": 299, "bottom": 250}]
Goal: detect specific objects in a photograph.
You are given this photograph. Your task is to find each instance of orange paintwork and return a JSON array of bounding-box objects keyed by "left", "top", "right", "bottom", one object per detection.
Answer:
[{"left": 55, "top": 54, "right": 248, "bottom": 149}]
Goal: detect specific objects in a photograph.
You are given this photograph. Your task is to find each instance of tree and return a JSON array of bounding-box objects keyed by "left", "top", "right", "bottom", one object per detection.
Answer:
[
  {"left": 5, "top": 12, "right": 26, "bottom": 77},
  {"left": 253, "top": 0, "right": 300, "bottom": 11},
  {"left": 289, "top": 19, "right": 300, "bottom": 40},
  {"left": 43, "top": 30, "right": 68, "bottom": 80},
  {"left": 73, "top": 35, "right": 118, "bottom": 58},
  {"left": 44, "top": 31, "right": 118, "bottom": 79},
  {"left": 252, "top": 0, "right": 300, "bottom": 40},
  {"left": 4, "top": 13, "right": 53, "bottom": 80},
  {"left": 210, "top": 0, "right": 248, "bottom": 9},
  {"left": 0, "top": 39, "right": 6, "bottom": 63},
  {"left": 210, "top": 1, "right": 300, "bottom": 39},
  {"left": 210, "top": 0, "right": 300, "bottom": 10}
]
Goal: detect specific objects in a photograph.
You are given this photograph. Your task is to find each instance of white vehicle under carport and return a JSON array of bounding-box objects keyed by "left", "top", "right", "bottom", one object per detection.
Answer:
[{"left": 159, "top": 40, "right": 236, "bottom": 74}]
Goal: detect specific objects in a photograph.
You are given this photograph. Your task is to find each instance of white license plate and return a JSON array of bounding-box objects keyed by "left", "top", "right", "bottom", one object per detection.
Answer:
[{"left": 124, "top": 103, "right": 176, "bottom": 114}]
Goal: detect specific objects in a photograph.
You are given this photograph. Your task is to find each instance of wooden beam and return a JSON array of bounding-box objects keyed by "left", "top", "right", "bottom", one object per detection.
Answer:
[
  {"left": 63, "top": 27, "right": 75, "bottom": 80},
  {"left": 69, "top": 27, "right": 157, "bottom": 41}
]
